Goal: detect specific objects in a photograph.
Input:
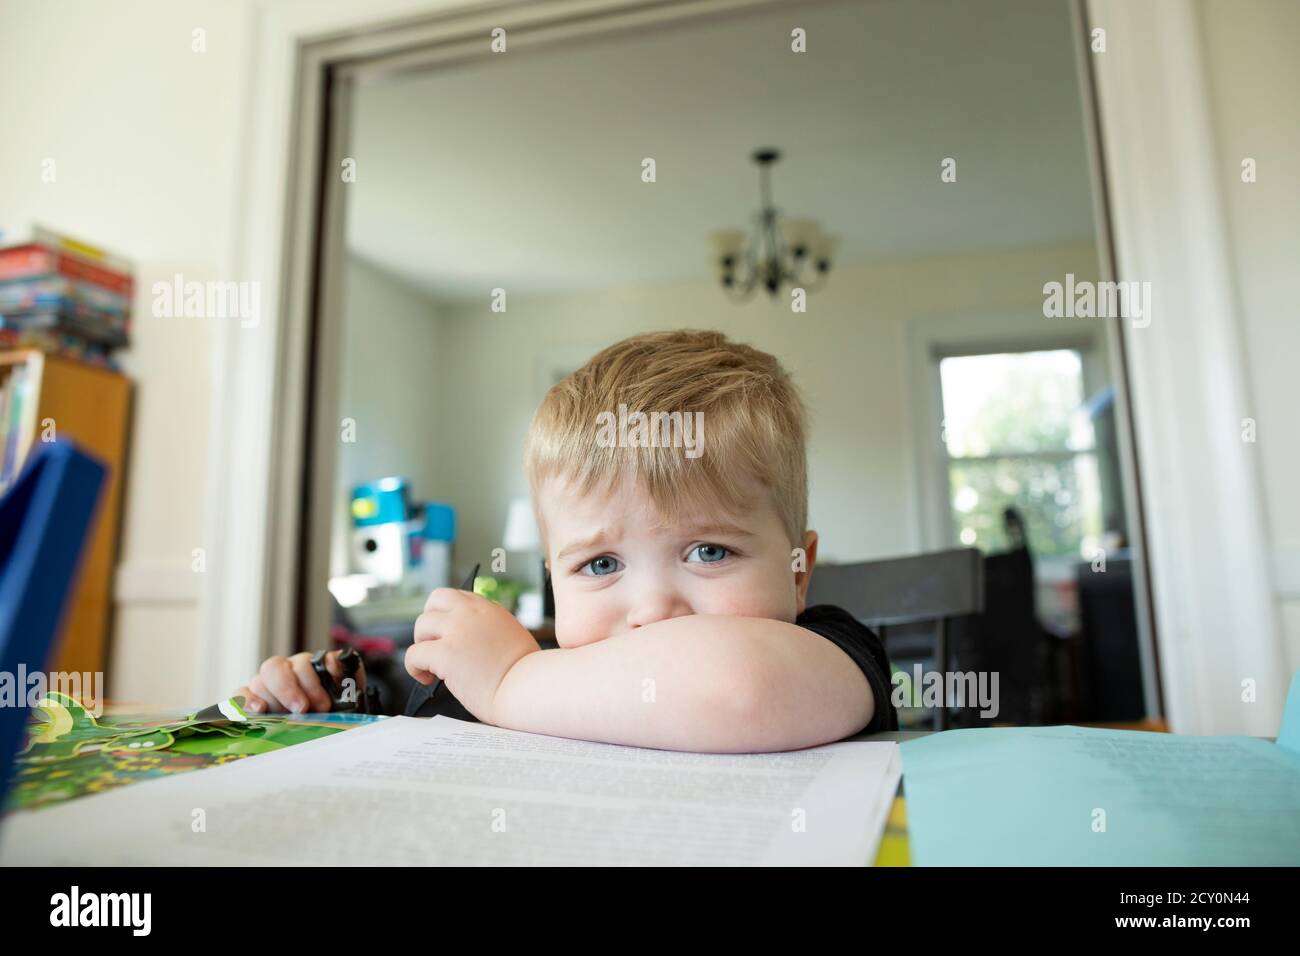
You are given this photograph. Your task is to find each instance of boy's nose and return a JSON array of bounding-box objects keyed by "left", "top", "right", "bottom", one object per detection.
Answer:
[{"left": 626, "top": 592, "right": 692, "bottom": 629}]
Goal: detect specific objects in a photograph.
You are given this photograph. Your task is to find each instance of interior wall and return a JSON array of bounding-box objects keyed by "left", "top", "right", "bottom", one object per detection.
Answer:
[
  {"left": 0, "top": 0, "right": 255, "bottom": 707},
  {"left": 329, "top": 255, "right": 446, "bottom": 578},
  {"left": 426, "top": 239, "right": 1103, "bottom": 577}
]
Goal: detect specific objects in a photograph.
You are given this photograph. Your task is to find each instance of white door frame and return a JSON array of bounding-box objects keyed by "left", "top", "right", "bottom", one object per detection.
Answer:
[
  {"left": 1083, "top": 0, "right": 1285, "bottom": 734},
  {"left": 199, "top": 0, "right": 1287, "bottom": 736}
]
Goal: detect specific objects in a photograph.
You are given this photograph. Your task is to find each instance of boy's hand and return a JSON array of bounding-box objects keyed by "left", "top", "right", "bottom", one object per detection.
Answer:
[
  {"left": 406, "top": 588, "right": 539, "bottom": 724},
  {"left": 234, "top": 650, "right": 365, "bottom": 714}
]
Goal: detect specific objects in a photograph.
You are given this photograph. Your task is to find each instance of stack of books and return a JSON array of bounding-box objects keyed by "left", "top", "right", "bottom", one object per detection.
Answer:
[{"left": 0, "top": 225, "right": 133, "bottom": 368}]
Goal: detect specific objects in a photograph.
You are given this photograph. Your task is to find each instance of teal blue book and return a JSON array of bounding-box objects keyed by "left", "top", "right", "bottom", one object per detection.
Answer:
[
  {"left": 1279, "top": 671, "right": 1300, "bottom": 758},
  {"left": 900, "top": 673, "right": 1300, "bottom": 865}
]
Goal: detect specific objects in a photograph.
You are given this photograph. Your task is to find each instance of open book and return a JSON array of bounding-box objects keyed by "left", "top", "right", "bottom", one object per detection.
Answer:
[{"left": 0, "top": 715, "right": 901, "bottom": 866}]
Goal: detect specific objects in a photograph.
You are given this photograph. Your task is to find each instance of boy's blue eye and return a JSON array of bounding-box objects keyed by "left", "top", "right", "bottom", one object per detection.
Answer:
[
  {"left": 688, "top": 544, "right": 730, "bottom": 563},
  {"left": 582, "top": 555, "right": 624, "bottom": 576}
]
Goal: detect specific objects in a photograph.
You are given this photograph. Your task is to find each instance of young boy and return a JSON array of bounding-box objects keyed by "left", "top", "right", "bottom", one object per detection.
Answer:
[{"left": 235, "top": 329, "right": 898, "bottom": 752}]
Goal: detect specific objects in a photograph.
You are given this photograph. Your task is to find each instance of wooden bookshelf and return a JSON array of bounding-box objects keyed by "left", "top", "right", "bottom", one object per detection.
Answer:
[{"left": 0, "top": 350, "right": 131, "bottom": 679}]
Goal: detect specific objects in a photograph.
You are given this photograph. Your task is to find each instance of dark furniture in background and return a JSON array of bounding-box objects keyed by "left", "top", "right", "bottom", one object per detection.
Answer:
[
  {"left": 1075, "top": 554, "right": 1145, "bottom": 721},
  {"left": 806, "top": 547, "right": 984, "bottom": 730},
  {"left": 955, "top": 543, "right": 1059, "bottom": 726}
]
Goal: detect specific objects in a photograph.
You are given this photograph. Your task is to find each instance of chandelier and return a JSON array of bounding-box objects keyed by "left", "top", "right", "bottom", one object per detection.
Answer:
[{"left": 709, "top": 148, "right": 839, "bottom": 302}]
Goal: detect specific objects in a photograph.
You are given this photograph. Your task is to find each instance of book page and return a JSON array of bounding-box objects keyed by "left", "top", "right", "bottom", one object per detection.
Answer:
[{"left": 1, "top": 716, "right": 901, "bottom": 866}]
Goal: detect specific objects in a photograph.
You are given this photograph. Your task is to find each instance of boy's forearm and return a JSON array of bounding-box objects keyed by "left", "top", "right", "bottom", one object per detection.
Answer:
[{"left": 491, "top": 615, "right": 873, "bottom": 752}]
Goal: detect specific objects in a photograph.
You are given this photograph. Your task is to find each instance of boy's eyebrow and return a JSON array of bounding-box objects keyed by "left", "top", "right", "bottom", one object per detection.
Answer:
[
  {"left": 555, "top": 529, "right": 617, "bottom": 563},
  {"left": 680, "top": 522, "right": 757, "bottom": 540},
  {"left": 554, "top": 522, "right": 756, "bottom": 563}
]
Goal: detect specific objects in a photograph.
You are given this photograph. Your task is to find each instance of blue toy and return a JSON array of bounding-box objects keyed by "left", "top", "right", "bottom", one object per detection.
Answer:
[
  {"left": 0, "top": 439, "right": 107, "bottom": 799},
  {"left": 350, "top": 477, "right": 416, "bottom": 584},
  {"left": 350, "top": 478, "right": 455, "bottom": 588}
]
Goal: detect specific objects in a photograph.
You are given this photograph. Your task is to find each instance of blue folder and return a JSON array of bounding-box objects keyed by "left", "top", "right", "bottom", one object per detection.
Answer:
[
  {"left": 899, "top": 680, "right": 1300, "bottom": 865},
  {"left": 0, "top": 440, "right": 106, "bottom": 801}
]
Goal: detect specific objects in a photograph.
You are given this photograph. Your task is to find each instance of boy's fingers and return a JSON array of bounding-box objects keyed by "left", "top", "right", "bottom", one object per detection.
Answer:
[
  {"left": 404, "top": 642, "right": 441, "bottom": 685},
  {"left": 289, "top": 653, "right": 334, "bottom": 712},
  {"left": 423, "top": 587, "right": 466, "bottom": 613},
  {"left": 247, "top": 675, "right": 285, "bottom": 713},
  {"left": 259, "top": 657, "right": 309, "bottom": 714},
  {"left": 234, "top": 686, "right": 269, "bottom": 714},
  {"left": 413, "top": 611, "right": 444, "bottom": 643}
]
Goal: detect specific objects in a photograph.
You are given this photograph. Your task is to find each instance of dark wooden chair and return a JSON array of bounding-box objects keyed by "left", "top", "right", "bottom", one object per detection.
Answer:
[{"left": 806, "top": 547, "right": 985, "bottom": 730}]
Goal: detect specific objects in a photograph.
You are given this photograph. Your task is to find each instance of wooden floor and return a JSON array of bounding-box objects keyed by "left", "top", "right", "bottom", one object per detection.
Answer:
[{"left": 1075, "top": 718, "right": 1170, "bottom": 732}]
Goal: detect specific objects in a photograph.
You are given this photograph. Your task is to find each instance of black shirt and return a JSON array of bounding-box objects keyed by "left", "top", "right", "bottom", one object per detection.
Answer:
[
  {"left": 404, "top": 604, "right": 898, "bottom": 737},
  {"left": 795, "top": 604, "right": 899, "bottom": 736}
]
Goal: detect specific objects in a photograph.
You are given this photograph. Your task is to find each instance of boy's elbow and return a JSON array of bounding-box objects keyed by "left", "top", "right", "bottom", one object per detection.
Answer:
[
  {"left": 741, "top": 652, "right": 877, "bottom": 750},
  {"left": 824, "top": 659, "right": 878, "bottom": 740},
  {"left": 733, "top": 657, "right": 779, "bottom": 729},
  {"left": 683, "top": 648, "right": 781, "bottom": 750},
  {"left": 706, "top": 647, "right": 772, "bottom": 731},
  {"left": 677, "top": 623, "right": 875, "bottom": 751}
]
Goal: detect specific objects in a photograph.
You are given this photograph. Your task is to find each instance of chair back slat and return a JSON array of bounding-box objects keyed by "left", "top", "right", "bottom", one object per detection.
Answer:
[{"left": 806, "top": 547, "right": 984, "bottom": 627}]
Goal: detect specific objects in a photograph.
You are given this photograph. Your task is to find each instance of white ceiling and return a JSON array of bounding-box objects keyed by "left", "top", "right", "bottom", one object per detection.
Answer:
[{"left": 346, "top": 0, "right": 1096, "bottom": 306}]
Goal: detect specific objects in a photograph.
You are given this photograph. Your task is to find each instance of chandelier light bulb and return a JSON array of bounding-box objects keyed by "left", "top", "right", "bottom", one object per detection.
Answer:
[
  {"left": 708, "top": 229, "right": 746, "bottom": 273},
  {"left": 708, "top": 149, "right": 835, "bottom": 301},
  {"left": 812, "top": 233, "right": 841, "bottom": 270},
  {"left": 780, "top": 218, "right": 819, "bottom": 258}
]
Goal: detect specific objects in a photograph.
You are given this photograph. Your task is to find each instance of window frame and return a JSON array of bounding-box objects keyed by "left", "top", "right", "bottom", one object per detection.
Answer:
[
  {"left": 904, "top": 306, "right": 1104, "bottom": 556},
  {"left": 936, "top": 345, "right": 1103, "bottom": 569}
]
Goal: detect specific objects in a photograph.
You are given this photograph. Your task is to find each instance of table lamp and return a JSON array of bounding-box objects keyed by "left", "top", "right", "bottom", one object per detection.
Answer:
[{"left": 503, "top": 497, "right": 544, "bottom": 627}]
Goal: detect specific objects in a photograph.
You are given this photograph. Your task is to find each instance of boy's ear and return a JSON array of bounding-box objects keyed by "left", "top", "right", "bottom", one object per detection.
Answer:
[{"left": 794, "top": 530, "right": 819, "bottom": 615}]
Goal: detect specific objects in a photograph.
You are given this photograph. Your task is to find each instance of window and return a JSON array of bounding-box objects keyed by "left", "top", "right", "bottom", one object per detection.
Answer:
[{"left": 938, "top": 349, "right": 1103, "bottom": 561}]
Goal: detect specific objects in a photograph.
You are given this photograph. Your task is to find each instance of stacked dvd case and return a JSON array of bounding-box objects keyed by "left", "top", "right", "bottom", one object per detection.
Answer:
[{"left": 0, "top": 225, "right": 133, "bottom": 369}]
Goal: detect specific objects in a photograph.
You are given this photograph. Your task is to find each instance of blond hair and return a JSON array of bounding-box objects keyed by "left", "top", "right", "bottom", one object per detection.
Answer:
[{"left": 524, "top": 330, "right": 809, "bottom": 547}]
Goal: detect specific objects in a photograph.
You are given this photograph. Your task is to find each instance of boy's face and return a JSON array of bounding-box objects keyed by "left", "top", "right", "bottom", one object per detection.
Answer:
[{"left": 536, "top": 473, "right": 818, "bottom": 648}]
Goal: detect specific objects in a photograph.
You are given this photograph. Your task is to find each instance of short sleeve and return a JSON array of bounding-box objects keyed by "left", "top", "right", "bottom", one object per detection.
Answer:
[{"left": 795, "top": 604, "right": 898, "bottom": 735}]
